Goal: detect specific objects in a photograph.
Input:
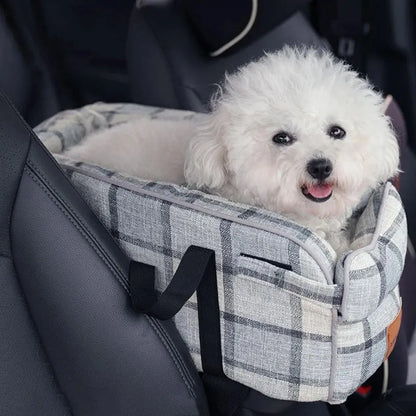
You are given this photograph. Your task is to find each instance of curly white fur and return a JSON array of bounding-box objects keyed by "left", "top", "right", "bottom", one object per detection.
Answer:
[{"left": 65, "top": 47, "right": 399, "bottom": 255}]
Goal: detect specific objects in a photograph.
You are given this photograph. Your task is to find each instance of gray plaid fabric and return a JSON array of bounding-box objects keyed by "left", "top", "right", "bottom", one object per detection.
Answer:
[{"left": 35, "top": 103, "right": 407, "bottom": 404}]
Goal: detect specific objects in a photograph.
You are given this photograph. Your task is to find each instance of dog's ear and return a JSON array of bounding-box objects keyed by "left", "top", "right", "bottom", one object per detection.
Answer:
[
  {"left": 184, "top": 113, "right": 227, "bottom": 191},
  {"left": 378, "top": 122, "right": 401, "bottom": 181}
]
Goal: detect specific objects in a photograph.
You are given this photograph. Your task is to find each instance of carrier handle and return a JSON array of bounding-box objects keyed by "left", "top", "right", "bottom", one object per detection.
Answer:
[
  {"left": 129, "top": 246, "right": 215, "bottom": 319},
  {"left": 129, "top": 245, "right": 224, "bottom": 376}
]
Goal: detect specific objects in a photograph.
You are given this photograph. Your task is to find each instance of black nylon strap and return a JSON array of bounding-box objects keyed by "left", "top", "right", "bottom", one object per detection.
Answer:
[
  {"left": 196, "top": 247, "right": 224, "bottom": 377},
  {"left": 129, "top": 261, "right": 158, "bottom": 313},
  {"left": 129, "top": 245, "right": 216, "bottom": 320},
  {"left": 129, "top": 245, "right": 223, "bottom": 376}
]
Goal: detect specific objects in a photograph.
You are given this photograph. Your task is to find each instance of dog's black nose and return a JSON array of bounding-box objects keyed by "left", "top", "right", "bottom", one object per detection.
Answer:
[{"left": 307, "top": 158, "right": 333, "bottom": 180}]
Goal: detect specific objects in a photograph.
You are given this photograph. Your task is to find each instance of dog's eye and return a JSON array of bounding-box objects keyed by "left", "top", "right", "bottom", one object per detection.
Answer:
[
  {"left": 272, "top": 132, "right": 295, "bottom": 145},
  {"left": 328, "top": 125, "right": 346, "bottom": 139}
]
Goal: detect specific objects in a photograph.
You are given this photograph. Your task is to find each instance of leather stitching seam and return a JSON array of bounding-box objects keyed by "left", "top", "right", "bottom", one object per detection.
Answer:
[
  {"left": 26, "top": 160, "right": 128, "bottom": 289},
  {"left": 25, "top": 167, "right": 129, "bottom": 293}
]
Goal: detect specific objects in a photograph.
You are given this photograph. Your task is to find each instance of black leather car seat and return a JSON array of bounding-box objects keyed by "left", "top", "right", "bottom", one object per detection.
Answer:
[{"left": 0, "top": 91, "right": 209, "bottom": 416}]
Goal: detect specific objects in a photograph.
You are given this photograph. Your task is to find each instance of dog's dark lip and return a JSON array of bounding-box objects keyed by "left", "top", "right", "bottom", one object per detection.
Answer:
[{"left": 301, "top": 184, "right": 333, "bottom": 203}]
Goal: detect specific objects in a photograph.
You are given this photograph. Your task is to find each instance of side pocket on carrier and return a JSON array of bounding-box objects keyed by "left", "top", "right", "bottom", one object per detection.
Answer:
[{"left": 221, "top": 255, "right": 339, "bottom": 402}]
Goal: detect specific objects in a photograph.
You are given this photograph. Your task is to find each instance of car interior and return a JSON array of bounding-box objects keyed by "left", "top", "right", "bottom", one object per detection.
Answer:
[{"left": 1, "top": 0, "right": 416, "bottom": 415}]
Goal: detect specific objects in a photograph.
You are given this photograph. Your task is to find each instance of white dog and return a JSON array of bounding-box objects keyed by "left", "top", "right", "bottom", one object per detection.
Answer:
[{"left": 65, "top": 47, "right": 399, "bottom": 254}]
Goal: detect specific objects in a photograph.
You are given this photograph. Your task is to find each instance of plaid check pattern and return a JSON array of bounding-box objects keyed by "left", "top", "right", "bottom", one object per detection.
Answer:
[{"left": 35, "top": 103, "right": 407, "bottom": 403}]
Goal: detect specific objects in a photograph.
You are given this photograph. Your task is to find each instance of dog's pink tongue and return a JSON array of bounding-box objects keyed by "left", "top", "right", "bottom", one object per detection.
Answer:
[{"left": 306, "top": 183, "right": 333, "bottom": 199}]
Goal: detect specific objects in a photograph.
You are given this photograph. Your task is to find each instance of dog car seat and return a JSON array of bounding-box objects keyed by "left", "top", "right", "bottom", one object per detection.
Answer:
[
  {"left": 36, "top": 101, "right": 407, "bottom": 404},
  {"left": 127, "top": 0, "right": 416, "bottom": 349},
  {"left": 0, "top": 91, "right": 210, "bottom": 416}
]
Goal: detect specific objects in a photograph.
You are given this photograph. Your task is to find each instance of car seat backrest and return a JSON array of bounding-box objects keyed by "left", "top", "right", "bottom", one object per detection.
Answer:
[
  {"left": 180, "top": 0, "right": 313, "bottom": 56},
  {"left": 0, "top": 94, "right": 73, "bottom": 415},
  {"left": 127, "top": 0, "right": 325, "bottom": 112}
]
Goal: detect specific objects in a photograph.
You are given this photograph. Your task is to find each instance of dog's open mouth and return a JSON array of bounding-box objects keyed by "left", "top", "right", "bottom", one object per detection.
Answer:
[{"left": 301, "top": 182, "right": 333, "bottom": 202}]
